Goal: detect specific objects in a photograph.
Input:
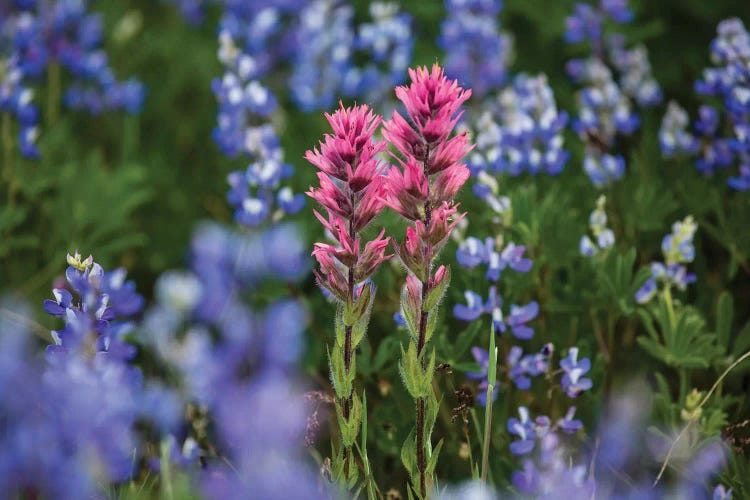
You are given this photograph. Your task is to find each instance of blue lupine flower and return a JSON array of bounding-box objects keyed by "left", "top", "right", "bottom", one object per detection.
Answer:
[
  {"left": 214, "top": 28, "right": 304, "bottom": 226},
  {"left": 565, "top": 2, "right": 660, "bottom": 186},
  {"left": 138, "top": 222, "right": 321, "bottom": 499},
  {"left": 290, "top": 0, "right": 354, "bottom": 111},
  {"left": 507, "top": 345, "right": 550, "bottom": 390},
  {"left": 456, "top": 236, "right": 488, "bottom": 268},
  {"left": 564, "top": 1, "right": 631, "bottom": 48},
  {"left": 608, "top": 34, "right": 662, "bottom": 106},
  {"left": 635, "top": 216, "right": 698, "bottom": 303},
  {"left": 580, "top": 195, "right": 615, "bottom": 256},
  {"left": 505, "top": 301, "right": 540, "bottom": 340},
  {"left": 470, "top": 74, "right": 569, "bottom": 177},
  {"left": 583, "top": 152, "right": 626, "bottom": 187},
  {"left": 507, "top": 406, "right": 537, "bottom": 455},
  {"left": 342, "top": 2, "right": 413, "bottom": 106},
  {"left": 728, "top": 165, "right": 750, "bottom": 191},
  {"left": 713, "top": 485, "right": 733, "bottom": 500},
  {"left": 439, "top": 0, "right": 512, "bottom": 99},
  {"left": 559, "top": 406, "right": 584, "bottom": 433},
  {"left": 456, "top": 235, "right": 532, "bottom": 282},
  {"left": 466, "top": 347, "right": 499, "bottom": 406},
  {"left": 43, "top": 251, "right": 142, "bottom": 360},
  {"left": 560, "top": 347, "right": 593, "bottom": 397},
  {"left": 659, "top": 101, "right": 699, "bottom": 157},
  {"left": 454, "top": 285, "right": 539, "bottom": 340}
]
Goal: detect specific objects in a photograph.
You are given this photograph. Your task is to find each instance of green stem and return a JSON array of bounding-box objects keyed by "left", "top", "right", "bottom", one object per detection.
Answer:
[
  {"left": 679, "top": 367, "right": 689, "bottom": 404},
  {"left": 663, "top": 285, "right": 677, "bottom": 331},
  {"left": 480, "top": 384, "right": 494, "bottom": 483},
  {"left": 159, "top": 439, "right": 174, "bottom": 500},
  {"left": 481, "top": 325, "right": 497, "bottom": 484}
]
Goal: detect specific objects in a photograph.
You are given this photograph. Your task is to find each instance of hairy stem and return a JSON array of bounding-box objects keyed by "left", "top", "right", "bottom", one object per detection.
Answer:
[
  {"left": 341, "top": 216, "right": 356, "bottom": 477},
  {"left": 414, "top": 153, "right": 433, "bottom": 498}
]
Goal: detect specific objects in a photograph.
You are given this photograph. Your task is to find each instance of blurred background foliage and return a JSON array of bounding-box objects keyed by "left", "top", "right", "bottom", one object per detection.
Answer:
[{"left": 2, "top": 0, "right": 750, "bottom": 494}]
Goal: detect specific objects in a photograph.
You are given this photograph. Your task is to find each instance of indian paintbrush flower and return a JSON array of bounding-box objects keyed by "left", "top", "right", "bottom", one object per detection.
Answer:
[
  {"left": 382, "top": 64, "right": 472, "bottom": 498},
  {"left": 306, "top": 102, "right": 392, "bottom": 487}
]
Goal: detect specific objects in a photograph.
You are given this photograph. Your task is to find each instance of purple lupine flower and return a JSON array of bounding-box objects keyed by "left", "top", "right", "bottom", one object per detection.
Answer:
[
  {"left": 439, "top": 0, "right": 511, "bottom": 100},
  {"left": 44, "top": 251, "right": 142, "bottom": 360},
  {"left": 342, "top": 2, "right": 413, "bottom": 106},
  {"left": 454, "top": 286, "right": 539, "bottom": 340},
  {"left": 559, "top": 406, "right": 584, "bottom": 433},
  {"left": 507, "top": 345, "right": 549, "bottom": 390},
  {"left": 214, "top": 19, "right": 304, "bottom": 226},
  {"left": 713, "top": 485, "right": 733, "bottom": 500},
  {"left": 456, "top": 236, "right": 488, "bottom": 268},
  {"left": 635, "top": 217, "right": 698, "bottom": 304},
  {"left": 469, "top": 74, "right": 570, "bottom": 178},
  {"left": 453, "top": 290, "right": 486, "bottom": 323},
  {"left": 506, "top": 301, "right": 540, "bottom": 340},
  {"left": 560, "top": 347, "right": 593, "bottom": 397},
  {"left": 659, "top": 101, "right": 699, "bottom": 157},
  {"left": 508, "top": 406, "right": 537, "bottom": 455}
]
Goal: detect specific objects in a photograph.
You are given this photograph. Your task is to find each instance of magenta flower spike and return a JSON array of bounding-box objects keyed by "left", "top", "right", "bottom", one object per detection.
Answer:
[
  {"left": 305, "top": 103, "right": 392, "bottom": 486},
  {"left": 383, "top": 64, "right": 473, "bottom": 497}
]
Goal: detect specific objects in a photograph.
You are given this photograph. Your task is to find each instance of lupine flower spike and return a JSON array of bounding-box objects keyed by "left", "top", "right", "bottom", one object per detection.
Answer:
[
  {"left": 306, "top": 103, "right": 392, "bottom": 487},
  {"left": 382, "top": 64, "right": 472, "bottom": 497}
]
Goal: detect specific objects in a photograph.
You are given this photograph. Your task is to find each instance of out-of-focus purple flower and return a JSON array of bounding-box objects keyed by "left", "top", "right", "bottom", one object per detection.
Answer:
[
  {"left": 659, "top": 101, "right": 700, "bottom": 158},
  {"left": 559, "top": 406, "right": 583, "bottom": 433},
  {"left": 508, "top": 406, "right": 537, "bottom": 455},
  {"left": 43, "top": 251, "right": 142, "bottom": 360},
  {"left": 342, "top": 2, "right": 413, "bottom": 106},
  {"left": 560, "top": 347, "right": 593, "bottom": 397},
  {"left": 507, "top": 344, "right": 550, "bottom": 390},
  {"left": 439, "top": 0, "right": 512, "bottom": 99}
]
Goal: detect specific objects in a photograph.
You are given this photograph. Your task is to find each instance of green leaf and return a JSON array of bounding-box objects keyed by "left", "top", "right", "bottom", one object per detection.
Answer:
[
  {"left": 425, "top": 266, "right": 450, "bottom": 312},
  {"left": 401, "top": 429, "right": 417, "bottom": 479},
  {"left": 426, "top": 438, "right": 444, "bottom": 476},
  {"left": 715, "top": 292, "right": 733, "bottom": 350}
]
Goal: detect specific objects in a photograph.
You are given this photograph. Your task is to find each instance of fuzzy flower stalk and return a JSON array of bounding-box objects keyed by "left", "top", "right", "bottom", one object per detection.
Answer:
[
  {"left": 382, "top": 64, "right": 472, "bottom": 498},
  {"left": 306, "top": 104, "right": 391, "bottom": 488}
]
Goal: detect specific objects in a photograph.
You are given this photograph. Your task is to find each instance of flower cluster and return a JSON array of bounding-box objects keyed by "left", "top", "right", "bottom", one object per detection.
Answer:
[
  {"left": 659, "top": 101, "right": 700, "bottom": 158},
  {"left": 565, "top": 0, "right": 661, "bottom": 186},
  {"left": 383, "top": 64, "right": 472, "bottom": 497},
  {"left": 0, "top": 304, "right": 146, "bottom": 498},
  {"left": 469, "top": 74, "right": 569, "bottom": 179},
  {"left": 0, "top": 1, "right": 144, "bottom": 158},
  {"left": 341, "top": 2, "right": 413, "bottom": 106},
  {"left": 141, "top": 221, "right": 318, "bottom": 498},
  {"left": 214, "top": 9, "right": 305, "bottom": 226},
  {"left": 454, "top": 235, "right": 537, "bottom": 342},
  {"left": 635, "top": 216, "right": 698, "bottom": 304},
  {"left": 564, "top": 0, "right": 632, "bottom": 47},
  {"left": 580, "top": 195, "right": 615, "bottom": 256},
  {"left": 291, "top": 0, "right": 354, "bottom": 111},
  {"left": 306, "top": 103, "right": 391, "bottom": 486},
  {"left": 439, "top": 0, "right": 512, "bottom": 100},
  {"left": 43, "top": 251, "right": 143, "bottom": 360},
  {"left": 659, "top": 18, "right": 750, "bottom": 191}
]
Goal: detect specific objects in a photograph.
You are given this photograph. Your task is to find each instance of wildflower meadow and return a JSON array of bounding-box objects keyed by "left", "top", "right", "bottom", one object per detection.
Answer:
[{"left": 2, "top": 0, "right": 750, "bottom": 498}]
